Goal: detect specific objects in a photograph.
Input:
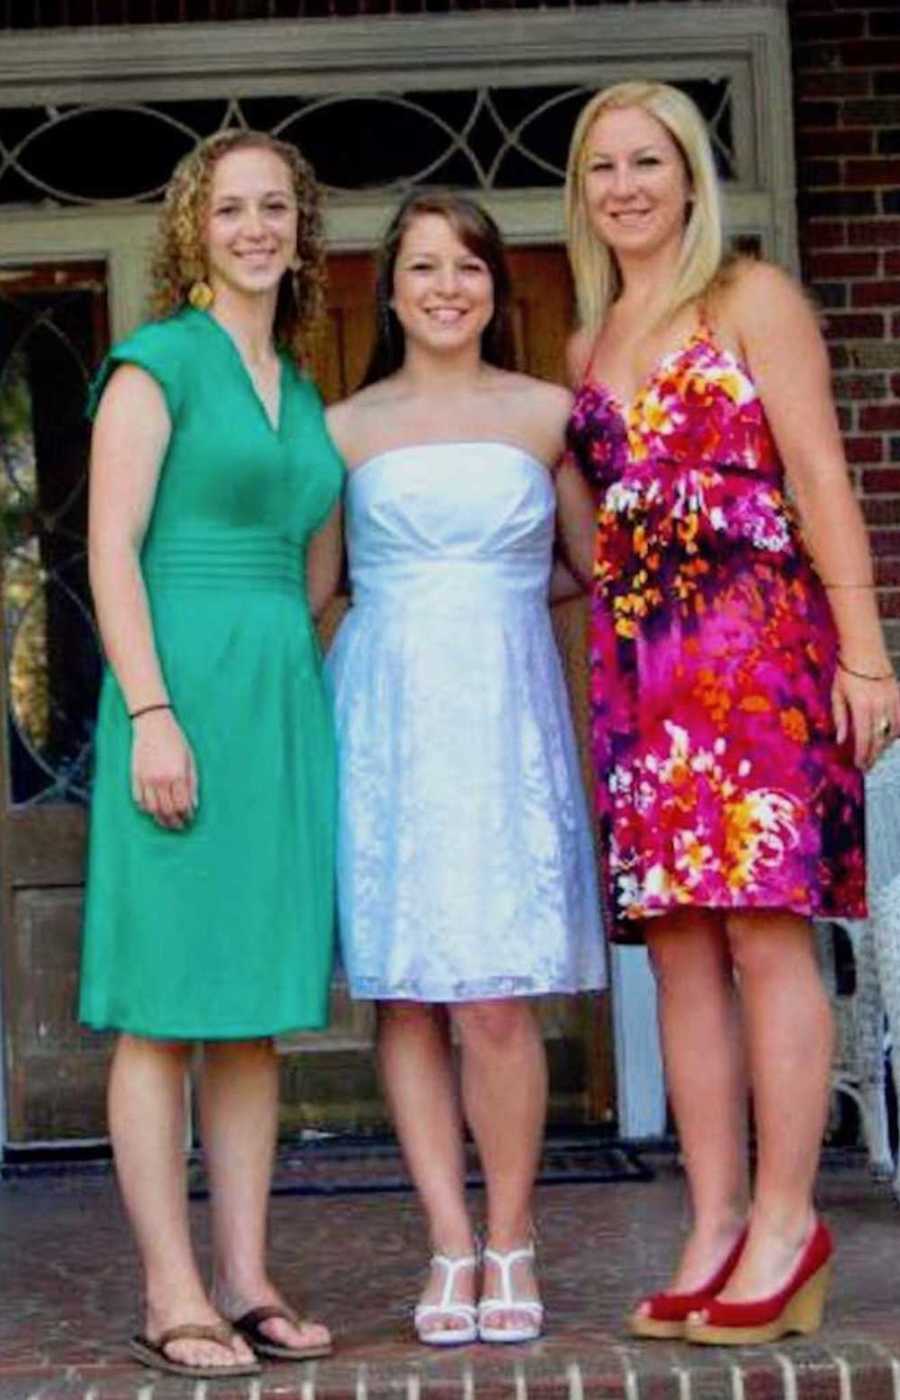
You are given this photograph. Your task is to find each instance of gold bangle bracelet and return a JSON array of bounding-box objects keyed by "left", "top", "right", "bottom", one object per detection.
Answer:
[
  {"left": 823, "top": 582, "right": 876, "bottom": 589},
  {"left": 837, "top": 658, "right": 895, "bottom": 682}
]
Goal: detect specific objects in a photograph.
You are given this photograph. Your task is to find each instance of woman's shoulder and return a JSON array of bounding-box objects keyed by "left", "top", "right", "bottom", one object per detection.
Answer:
[
  {"left": 328, "top": 379, "right": 379, "bottom": 414},
  {"left": 327, "top": 380, "right": 382, "bottom": 433},
  {"left": 710, "top": 257, "right": 808, "bottom": 328},
  {"left": 113, "top": 308, "right": 195, "bottom": 358},
  {"left": 324, "top": 380, "right": 395, "bottom": 462},
  {"left": 89, "top": 311, "right": 194, "bottom": 420},
  {"left": 493, "top": 366, "right": 568, "bottom": 397},
  {"left": 482, "top": 367, "right": 572, "bottom": 418},
  {"left": 478, "top": 369, "right": 572, "bottom": 463},
  {"left": 706, "top": 258, "right": 827, "bottom": 384},
  {"left": 330, "top": 373, "right": 417, "bottom": 422},
  {"left": 497, "top": 369, "right": 573, "bottom": 432}
]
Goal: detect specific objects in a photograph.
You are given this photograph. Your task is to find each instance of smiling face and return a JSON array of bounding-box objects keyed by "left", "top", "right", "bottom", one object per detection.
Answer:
[
  {"left": 390, "top": 212, "right": 495, "bottom": 357},
  {"left": 204, "top": 146, "right": 298, "bottom": 301},
  {"left": 582, "top": 105, "right": 692, "bottom": 263}
]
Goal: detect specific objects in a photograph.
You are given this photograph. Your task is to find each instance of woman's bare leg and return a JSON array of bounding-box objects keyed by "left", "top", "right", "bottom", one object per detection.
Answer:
[
  {"left": 108, "top": 1033, "right": 254, "bottom": 1369},
  {"left": 644, "top": 910, "right": 750, "bottom": 1295},
  {"left": 717, "top": 911, "right": 833, "bottom": 1301},
  {"left": 202, "top": 1038, "right": 330, "bottom": 1352},
  {"left": 453, "top": 998, "right": 547, "bottom": 1330},
  {"left": 377, "top": 1002, "right": 476, "bottom": 1334}
]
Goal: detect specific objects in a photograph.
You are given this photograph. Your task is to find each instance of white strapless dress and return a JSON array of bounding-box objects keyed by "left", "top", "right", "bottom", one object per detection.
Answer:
[{"left": 327, "top": 443, "right": 607, "bottom": 1002}]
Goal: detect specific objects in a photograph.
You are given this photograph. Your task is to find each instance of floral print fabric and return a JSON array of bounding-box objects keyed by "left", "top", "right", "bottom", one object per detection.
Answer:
[{"left": 566, "top": 325, "right": 866, "bottom": 942}]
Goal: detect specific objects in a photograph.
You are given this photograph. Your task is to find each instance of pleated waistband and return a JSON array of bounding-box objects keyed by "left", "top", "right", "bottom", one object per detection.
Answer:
[
  {"left": 350, "top": 559, "right": 550, "bottom": 610},
  {"left": 143, "top": 533, "right": 303, "bottom": 592}
]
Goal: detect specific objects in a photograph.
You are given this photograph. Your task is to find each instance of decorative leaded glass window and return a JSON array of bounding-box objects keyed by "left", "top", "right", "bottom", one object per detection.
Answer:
[{"left": 0, "top": 78, "right": 741, "bottom": 206}]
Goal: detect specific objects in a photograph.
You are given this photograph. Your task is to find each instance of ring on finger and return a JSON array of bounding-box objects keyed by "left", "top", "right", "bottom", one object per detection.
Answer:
[{"left": 876, "top": 716, "right": 892, "bottom": 740}]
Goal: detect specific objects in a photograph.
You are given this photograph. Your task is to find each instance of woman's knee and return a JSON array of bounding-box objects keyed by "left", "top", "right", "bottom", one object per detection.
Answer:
[
  {"left": 726, "top": 910, "right": 815, "bottom": 983},
  {"left": 203, "top": 1036, "right": 275, "bottom": 1066},
  {"left": 450, "top": 998, "right": 535, "bottom": 1051},
  {"left": 645, "top": 909, "right": 730, "bottom": 993},
  {"left": 645, "top": 932, "right": 679, "bottom": 989},
  {"left": 377, "top": 1000, "right": 444, "bottom": 1034},
  {"left": 116, "top": 1031, "right": 192, "bottom": 1062}
]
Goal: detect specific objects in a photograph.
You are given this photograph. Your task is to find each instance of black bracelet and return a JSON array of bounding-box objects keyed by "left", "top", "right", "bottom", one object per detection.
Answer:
[
  {"left": 836, "top": 658, "right": 895, "bottom": 683},
  {"left": 129, "top": 702, "right": 173, "bottom": 721}
]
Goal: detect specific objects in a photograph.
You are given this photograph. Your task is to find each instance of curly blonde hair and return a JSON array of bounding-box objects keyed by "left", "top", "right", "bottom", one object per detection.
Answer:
[{"left": 148, "top": 129, "right": 326, "bottom": 366}]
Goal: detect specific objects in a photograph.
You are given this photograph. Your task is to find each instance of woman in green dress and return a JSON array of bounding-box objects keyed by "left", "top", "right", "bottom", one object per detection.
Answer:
[{"left": 79, "top": 130, "right": 343, "bottom": 1378}]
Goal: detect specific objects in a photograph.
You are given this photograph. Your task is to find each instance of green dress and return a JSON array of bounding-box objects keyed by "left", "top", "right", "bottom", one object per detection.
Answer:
[{"left": 79, "top": 307, "right": 344, "bottom": 1039}]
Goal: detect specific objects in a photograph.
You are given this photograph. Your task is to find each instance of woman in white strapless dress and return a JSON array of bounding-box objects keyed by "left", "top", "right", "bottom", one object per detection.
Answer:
[{"left": 326, "top": 192, "right": 606, "bottom": 1346}]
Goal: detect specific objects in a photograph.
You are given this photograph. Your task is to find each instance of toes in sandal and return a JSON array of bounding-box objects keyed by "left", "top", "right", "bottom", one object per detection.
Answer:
[
  {"left": 129, "top": 1322, "right": 262, "bottom": 1378},
  {"left": 478, "top": 1243, "right": 544, "bottom": 1344},
  {"left": 414, "top": 1253, "right": 478, "bottom": 1346},
  {"left": 233, "top": 1304, "right": 333, "bottom": 1361}
]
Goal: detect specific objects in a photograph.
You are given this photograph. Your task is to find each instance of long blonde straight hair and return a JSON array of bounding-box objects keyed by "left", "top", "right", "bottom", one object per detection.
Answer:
[{"left": 564, "top": 81, "right": 724, "bottom": 337}]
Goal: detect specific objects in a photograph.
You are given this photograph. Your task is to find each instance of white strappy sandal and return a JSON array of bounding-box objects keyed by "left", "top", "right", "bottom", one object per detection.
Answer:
[
  {"left": 413, "top": 1252, "right": 478, "bottom": 1346},
  {"left": 477, "top": 1242, "right": 544, "bottom": 1344}
]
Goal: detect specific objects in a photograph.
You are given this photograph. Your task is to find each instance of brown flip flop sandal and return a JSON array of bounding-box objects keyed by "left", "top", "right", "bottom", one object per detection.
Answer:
[
  {"left": 232, "top": 1305, "right": 333, "bottom": 1361},
  {"left": 129, "top": 1322, "right": 262, "bottom": 1378}
]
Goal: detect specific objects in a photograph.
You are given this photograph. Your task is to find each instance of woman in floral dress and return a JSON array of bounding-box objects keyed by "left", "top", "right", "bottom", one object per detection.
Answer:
[{"left": 564, "top": 81, "right": 900, "bottom": 1345}]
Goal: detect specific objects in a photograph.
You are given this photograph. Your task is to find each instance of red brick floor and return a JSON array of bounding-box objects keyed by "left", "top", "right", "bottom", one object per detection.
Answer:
[{"left": 0, "top": 1150, "right": 898, "bottom": 1399}]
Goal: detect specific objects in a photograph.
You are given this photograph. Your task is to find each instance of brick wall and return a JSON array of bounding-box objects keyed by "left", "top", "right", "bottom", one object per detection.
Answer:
[{"left": 790, "top": 0, "right": 900, "bottom": 657}]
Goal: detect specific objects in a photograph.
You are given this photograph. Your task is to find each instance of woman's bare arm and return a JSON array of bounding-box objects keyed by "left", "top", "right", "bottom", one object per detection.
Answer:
[
  {"left": 555, "top": 459, "right": 597, "bottom": 589},
  {"left": 89, "top": 365, "right": 197, "bottom": 826},
  {"left": 728, "top": 261, "right": 900, "bottom": 765},
  {"left": 306, "top": 502, "right": 344, "bottom": 617}
]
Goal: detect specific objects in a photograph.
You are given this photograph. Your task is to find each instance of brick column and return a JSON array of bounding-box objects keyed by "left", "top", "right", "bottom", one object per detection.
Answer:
[{"left": 790, "top": 0, "right": 900, "bottom": 661}]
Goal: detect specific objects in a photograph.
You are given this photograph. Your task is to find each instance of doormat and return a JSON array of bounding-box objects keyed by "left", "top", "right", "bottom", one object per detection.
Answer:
[{"left": 188, "top": 1133, "right": 653, "bottom": 1199}]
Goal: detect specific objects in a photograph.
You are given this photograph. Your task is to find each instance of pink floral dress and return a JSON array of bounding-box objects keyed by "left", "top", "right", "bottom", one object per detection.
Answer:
[{"left": 566, "top": 322, "right": 866, "bottom": 942}]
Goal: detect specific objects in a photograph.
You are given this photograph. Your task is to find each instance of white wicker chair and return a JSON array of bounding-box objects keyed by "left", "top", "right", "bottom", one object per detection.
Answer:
[{"left": 822, "top": 742, "right": 900, "bottom": 1199}]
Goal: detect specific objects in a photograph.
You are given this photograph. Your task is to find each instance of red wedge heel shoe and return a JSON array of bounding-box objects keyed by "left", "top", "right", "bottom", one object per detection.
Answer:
[
  {"left": 628, "top": 1228, "right": 748, "bottom": 1340},
  {"left": 684, "top": 1218, "right": 833, "bottom": 1346}
]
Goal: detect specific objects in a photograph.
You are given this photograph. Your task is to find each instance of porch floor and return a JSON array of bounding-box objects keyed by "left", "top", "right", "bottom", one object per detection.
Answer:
[{"left": 1, "top": 1145, "right": 898, "bottom": 1399}]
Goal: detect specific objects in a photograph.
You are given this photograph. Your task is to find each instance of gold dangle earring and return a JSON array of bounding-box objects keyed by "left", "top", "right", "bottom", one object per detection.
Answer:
[
  {"left": 186, "top": 254, "right": 214, "bottom": 310},
  {"left": 188, "top": 279, "right": 215, "bottom": 311}
]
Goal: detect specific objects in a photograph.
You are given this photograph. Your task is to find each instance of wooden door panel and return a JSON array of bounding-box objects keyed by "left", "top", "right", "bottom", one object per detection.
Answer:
[
  {"left": 310, "top": 254, "right": 376, "bottom": 403},
  {"left": 508, "top": 247, "right": 573, "bottom": 383},
  {"left": 9, "top": 888, "right": 108, "bottom": 1140},
  {"left": 7, "top": 807, "right": 86, "bottom": 886}
]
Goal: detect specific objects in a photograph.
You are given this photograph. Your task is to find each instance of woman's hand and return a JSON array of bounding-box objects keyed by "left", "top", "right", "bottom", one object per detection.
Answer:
[
  {"left": 550, "top": 555, "right": 586, "bottom": 604},
  {"left": 131, "top": 709, "right": 199, "bottom": 829},
  {"left": 831, "top": 666, "right": 900, "bottom": 770}
]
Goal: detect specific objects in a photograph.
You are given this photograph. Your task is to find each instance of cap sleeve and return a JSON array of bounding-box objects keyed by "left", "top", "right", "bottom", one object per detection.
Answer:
[
  {"left": 87, "top": 318, "right": 185, "bottom": 423},
  {"left": 291, "top": 374, "right": 346, "bottom": 531}
]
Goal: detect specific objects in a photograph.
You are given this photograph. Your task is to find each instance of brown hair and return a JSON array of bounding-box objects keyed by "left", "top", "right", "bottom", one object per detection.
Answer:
[
  {"left": 361, "top": 190, "right": 518, "bottom": 387},
  {"left": 148, "top": 129, "right": 326, "bottom": 367}
]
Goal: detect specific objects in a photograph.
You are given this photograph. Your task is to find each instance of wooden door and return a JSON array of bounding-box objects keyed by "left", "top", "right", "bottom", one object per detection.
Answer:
[
  {"left": 0, "top": 262, "right": 111, "bottom": 1145},
  {"left": 284, "top": 247, "right": 613, "bottom": 1131}
]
